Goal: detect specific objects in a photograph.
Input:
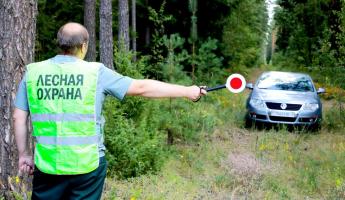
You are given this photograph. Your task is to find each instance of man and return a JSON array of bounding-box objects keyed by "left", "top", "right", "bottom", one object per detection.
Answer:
[{"left": 13, "top": 22, "right": 206, "bottom": 200}]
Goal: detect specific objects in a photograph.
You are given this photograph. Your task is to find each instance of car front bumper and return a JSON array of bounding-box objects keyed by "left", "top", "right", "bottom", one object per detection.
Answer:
[{"left": 246, "top": 105, "right": 321, "bottom": 125}]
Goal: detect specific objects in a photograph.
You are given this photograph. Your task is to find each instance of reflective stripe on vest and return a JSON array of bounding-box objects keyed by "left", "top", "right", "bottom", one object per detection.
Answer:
[
  {"left": 36, "top": 135, "right": 98, "bottom": 146},
  {"left": 31, "top": 113, "right": 94, "bottom": 122},
  {"left": 26, "top": 59, "right": 101, "bottom": 175}
]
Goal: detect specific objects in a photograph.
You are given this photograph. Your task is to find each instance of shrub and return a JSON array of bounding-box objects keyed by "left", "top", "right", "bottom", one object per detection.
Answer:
[
  {"left": 103, "top": 35, "right": 225, "bottom": 178},
  {"left": 104, "top": 49, "right": 166, "bottom": 178},
  {"left": 323, "top": 106, "right": 345, "bottom": 131},
  {"left": 103, "top": 97, "right": 165, "bottom": 178}
]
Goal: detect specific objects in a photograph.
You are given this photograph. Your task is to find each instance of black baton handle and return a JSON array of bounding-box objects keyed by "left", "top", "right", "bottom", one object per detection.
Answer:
[{"left": 206, "top": 84, "right": 226, "bottom": 92}]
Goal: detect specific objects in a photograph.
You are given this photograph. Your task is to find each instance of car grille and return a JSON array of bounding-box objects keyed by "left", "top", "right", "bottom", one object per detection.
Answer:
[
  {"left": 269, "top": 116, "right": 297, "bottom": 122},
  {"left": 265, "top": 102, "right": 302, "bottom": 111}
]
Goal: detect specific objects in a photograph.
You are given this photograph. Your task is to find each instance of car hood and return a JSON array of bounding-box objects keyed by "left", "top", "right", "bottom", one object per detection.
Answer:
[{"left": 252, "top": 89, "right": 318, "bottom": 104}]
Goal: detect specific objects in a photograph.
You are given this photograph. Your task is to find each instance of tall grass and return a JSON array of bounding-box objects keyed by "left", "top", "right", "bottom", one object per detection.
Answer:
[
  {"left": 256, "top": 130, "right": 345, "bottom": 198},
  {"left": 103, "top": 87, "right": 345, "bottom": 199}
]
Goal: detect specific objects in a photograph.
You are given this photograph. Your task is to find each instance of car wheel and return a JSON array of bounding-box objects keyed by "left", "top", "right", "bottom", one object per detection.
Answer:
[
  {"left": 245, "top": 115, "right": 253, "bottom": 128},
  {"left": 309, "top": 122, "right": 321, "bottom": 132}
]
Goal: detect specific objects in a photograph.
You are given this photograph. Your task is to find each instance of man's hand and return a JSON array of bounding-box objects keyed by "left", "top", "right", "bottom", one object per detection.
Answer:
[
  {"left": 18, "top": 154, "right": 34, "bottom": 175},
  {"left": 188, "top": 86, "right": 207, "bottom": 102}
]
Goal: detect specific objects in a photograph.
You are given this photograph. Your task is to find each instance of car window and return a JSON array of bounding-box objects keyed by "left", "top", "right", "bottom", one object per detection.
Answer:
[{"left": 257, "top": 73, "right": 314, "bottom": 92}]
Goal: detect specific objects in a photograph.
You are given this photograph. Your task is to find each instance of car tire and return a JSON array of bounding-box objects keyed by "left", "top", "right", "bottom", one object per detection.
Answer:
[
  {"left": 309, "top": 122, "right": 321, "bottom": 132},
  {"left": 244, "top": 115, "right": 253, "bottom": 128}
]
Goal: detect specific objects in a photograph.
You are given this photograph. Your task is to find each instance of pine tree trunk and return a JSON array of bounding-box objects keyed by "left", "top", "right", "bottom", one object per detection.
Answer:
[
  {"left": 131, "top": 0, "right": 137, "bottom": 60},
  {"left": 84, "top": 0, "right": 97, "bottom": 61},
  {"left": 119, "top": 0, "right": 130, "bottom": 52},
  {"left": 0, "top": 0, "right": 37, "bottom": 198},
  {"left": 100, "top": 0, "right": 114, "bottom": 69}
]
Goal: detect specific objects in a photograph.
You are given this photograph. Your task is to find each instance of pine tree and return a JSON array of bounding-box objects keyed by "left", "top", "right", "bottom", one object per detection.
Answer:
[
  {"left": 0, "top": 0, "right": 37, "bottom": 198},
  {"left": 84, "top": 0, "right": 97, "bottom": 61},
  {"left": 100, "top": 0, "right": 114, "bottom": 69},
  {"left": 119, "top": 0, "right": 130, "bottom": 52}
]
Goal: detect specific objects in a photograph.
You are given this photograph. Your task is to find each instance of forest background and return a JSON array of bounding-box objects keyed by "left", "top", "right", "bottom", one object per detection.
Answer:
[
  {"left": 1, "top": 0, "right": 345, "bottom": 199},
  {"left": 35, "top": 0, "right": 269, "bottom": 179}
]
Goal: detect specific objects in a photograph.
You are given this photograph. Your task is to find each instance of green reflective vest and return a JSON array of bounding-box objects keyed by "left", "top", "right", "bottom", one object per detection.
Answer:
[{"left": 26, "top": 59, "right": 100, "bottom": 175}]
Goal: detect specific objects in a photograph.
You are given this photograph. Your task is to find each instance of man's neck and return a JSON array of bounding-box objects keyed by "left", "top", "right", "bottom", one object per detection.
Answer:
[{"left": 59, "top": 53, "right": 82, "bottom": 60}]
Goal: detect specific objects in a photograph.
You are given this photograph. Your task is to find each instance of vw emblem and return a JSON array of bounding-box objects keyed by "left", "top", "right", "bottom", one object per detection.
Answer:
[{"left": 280, "top": 103, "right": 287, "bottom": 110}]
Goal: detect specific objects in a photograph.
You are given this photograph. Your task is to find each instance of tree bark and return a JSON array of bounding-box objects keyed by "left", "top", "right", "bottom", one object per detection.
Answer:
[
  {"left": 0, "top": 0, "right": 37, "bottom": 198},
  {"left": 119, "top": 0, "right": 130, "bottom": 52},
  {"left": 100, "top": 0, "right": 114, "bottom": 69},
  {"left": 84, "top": 0, "right": 97, "bottom": 62},
  {"left": 131, "top": 0, "right": 137, "bottom": 60}
]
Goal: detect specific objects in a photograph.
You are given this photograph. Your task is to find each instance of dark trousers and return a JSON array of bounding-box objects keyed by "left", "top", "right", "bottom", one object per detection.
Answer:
[{"left": 32, "top": 157, "right": 107, "bottom": 200}]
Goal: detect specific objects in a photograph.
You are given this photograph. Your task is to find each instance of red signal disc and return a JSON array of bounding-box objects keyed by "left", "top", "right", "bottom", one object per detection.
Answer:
[
  {"left": 226, "top": 74, "right": 246, "bottom": 93},
  {"left": 230, "top": 77, "right": 242, "bottom": 89}
]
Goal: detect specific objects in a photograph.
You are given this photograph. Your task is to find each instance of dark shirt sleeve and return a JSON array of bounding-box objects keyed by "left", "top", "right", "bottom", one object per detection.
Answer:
[
  {"left": 99, "top": 65, "right": 133, "bottom": 100},
  {"left": 14, "top": 73, "right": 29, "bottom": 111}
]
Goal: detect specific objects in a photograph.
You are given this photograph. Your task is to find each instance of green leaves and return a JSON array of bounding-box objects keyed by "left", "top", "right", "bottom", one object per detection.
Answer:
[
  {"left": 36, "top": 0, "right": 84, "bottom": 60},
  {"left": 222, "top": 0, "right": 268, "bottom": 68},
  {"left": 274, "top": 0, "right": 345, "bottom": 90}
]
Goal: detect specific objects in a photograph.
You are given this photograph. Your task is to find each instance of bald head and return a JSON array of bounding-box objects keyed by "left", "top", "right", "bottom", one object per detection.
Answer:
[{"left": 57, "top": 22, "right": 89, "bottom": 55}]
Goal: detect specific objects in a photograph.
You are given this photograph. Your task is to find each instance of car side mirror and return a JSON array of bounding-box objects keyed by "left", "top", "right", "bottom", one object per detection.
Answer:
[
  {"left": 317, "top": 88, "right": 326, "bottom": 94},
  {"left": 246, "top": 83, "right": 254, "bottom": 90}
]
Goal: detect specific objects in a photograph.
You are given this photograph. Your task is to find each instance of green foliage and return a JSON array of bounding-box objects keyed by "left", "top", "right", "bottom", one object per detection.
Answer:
[
  {"left": 157, "top": 99, "right": 218, "bottom": 143},
  {"left": 103, "top": 90, "right": 345, "bottom": 199},
  {"left": 222, "top": 0, "right": 268, "bottom": 69},
  {"left": 157, "top": 34, "right": 218, "bottom": 143},
  {"left": 194, "top": 38, "right": 225, "bottom": 85},
  {"left": 148, "top": 1, "right": 173, "bottom": 37},
  {"left": 103, "top": 46, "right": 220, "bottom": 178},
  {"left": 160, "top": 33, "right": 225, "bottom": 85},
  {"left": 161, "top": 34, "right": 190, "bottom": 84},
  {"left": 323, "top": 106, "right": 345, "bottom": 131},
  {"left": 146, "top": 1, "right": 174, "bottom": 79},
  {"left": 275, "top": 0, "right": 329, "bottom": 66},
  {"left": 263, "top": 176, "right": 290, "bottom": 199},
  {"left": 104, "top": 49, "right": 165, "bottom": 178},
  {"left": 274, "top": 0, "right": 345, "bottom": 89},
  {"left": 103, "top": 97, "right": 165, "bottom": 178},
  {"left": 34, "top": 0, "right": 266, "bottom": 180},
  {"left": 336, "top": 4, "right": 345, "bottom": 67},
  {"left": 35, "top": 0, "right": 266, "bottom": 80},
  {"left": 188, "top": 0, "right": 198, "bottom": 43},
  {"left": 36, "top": 0, "right": 83, "bottom": 61},
  {"left": 114, "top": 47, "right": 145, "bottom": 79},
  {"left": 257, "top": 130, "right": 345, "bottom": 198}
]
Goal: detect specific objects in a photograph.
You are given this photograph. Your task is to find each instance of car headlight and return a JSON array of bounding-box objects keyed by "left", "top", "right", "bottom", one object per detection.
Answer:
[
  {"left": 303, "top": 103, "right": 319, "bottom": 111},
  {"left": 249, "top": 98, "right": 266, "bottom": 109}
]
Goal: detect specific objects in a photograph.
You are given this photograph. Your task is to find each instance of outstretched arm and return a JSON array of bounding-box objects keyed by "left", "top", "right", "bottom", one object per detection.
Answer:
[
  {"left": 13, "top": 108, "right": 33, "bottom": 175},
  {"left": 126, "top": 79, "right": 207, "bottom": 101}
]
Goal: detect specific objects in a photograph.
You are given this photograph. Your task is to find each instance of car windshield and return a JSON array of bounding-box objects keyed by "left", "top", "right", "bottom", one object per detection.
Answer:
[{"left": 257, "top": 73, "right": 314, "bottom": 92}]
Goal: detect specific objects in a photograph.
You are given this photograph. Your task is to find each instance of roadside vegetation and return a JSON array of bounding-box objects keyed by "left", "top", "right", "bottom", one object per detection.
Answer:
[{"left": 101, "top": 62, "right": 345, "bottom": 199}]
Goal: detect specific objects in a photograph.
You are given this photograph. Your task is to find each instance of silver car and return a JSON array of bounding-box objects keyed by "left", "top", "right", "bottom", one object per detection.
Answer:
[{"left": 245, "top": 71, "right": 325, "bottom": 130}]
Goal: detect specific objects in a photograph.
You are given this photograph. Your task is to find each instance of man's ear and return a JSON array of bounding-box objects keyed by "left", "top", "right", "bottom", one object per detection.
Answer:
[{"left": 82, "top": 42, "right": 88, "bottom": 54}]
